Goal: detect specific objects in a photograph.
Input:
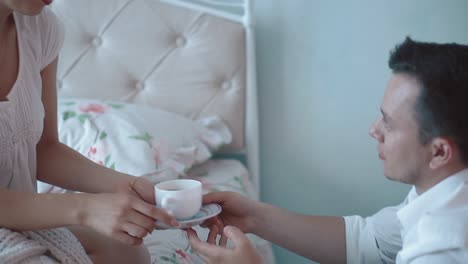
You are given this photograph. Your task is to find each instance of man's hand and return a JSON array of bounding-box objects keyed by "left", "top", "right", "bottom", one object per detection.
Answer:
[{"left": 186, "top": 226, "right": 264, "bottom": 264}]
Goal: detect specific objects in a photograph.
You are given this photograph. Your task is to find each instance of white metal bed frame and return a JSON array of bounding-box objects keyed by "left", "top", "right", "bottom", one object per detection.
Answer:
[{"left": 159, "top": 0, "right": 260, "bottom": 197}]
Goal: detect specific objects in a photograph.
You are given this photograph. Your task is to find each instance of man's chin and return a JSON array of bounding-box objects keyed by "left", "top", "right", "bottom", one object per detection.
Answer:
[
  {"left": 384, "top": 173, "right": 413, "bottom": 185},
  {"left": 384, "top": 174, "right": 399, "bottom": 183}
]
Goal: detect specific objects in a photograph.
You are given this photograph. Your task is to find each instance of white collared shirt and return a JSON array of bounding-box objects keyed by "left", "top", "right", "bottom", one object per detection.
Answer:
[
  {"left": 344, "top": 169, "right": 468, "bottom": 264},
  {"left": 396, "top": 169, "right": 468, "bottom": 263}
]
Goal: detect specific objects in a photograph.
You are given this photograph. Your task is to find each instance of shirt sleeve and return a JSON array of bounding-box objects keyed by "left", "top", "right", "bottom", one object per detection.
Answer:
[
  {"left": 409, "top": 250, "right": 468, "bottom": 264},
  {"left": 344, "top": 215, "right": 382, "bottom": 264},
  {"left": 344, "top": 204, "right": 403, "bottom": 264},
  {"left": 38, "top": 7, "right": 65, "bottom": 71}
]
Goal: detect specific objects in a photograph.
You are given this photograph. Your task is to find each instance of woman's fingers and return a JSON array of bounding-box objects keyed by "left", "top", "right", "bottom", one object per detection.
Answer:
[
  {"left": 122, "top": 222, "right": 149, "bottom": 239},
  {"left": 127, "top": 211, "right": 157, "bottom": 233},
  {"left": 132, "top": 198, "right": 178, "bottom": 227},
  {"left": 130, "top": 177, "right": 155, "bottom": 204},
  {"left": 114, "top": 231, "right": 143, "bottom": 246}
]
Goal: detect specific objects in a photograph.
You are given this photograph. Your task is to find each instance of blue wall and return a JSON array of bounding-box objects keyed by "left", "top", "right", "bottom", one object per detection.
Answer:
[{"left": 254, "top": 1, "right": 468, "bottom": 263}]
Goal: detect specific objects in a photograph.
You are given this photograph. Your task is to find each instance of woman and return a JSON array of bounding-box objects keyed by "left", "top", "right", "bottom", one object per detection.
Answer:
[{"left": 0, "top": 0, "right": 177, "bottom": 262}]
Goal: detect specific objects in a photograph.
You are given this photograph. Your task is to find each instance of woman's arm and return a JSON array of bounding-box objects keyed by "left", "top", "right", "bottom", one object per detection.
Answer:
[
  {"left": 36, "top": 58, "right": 133, "bottom": 193},
  {"left": 37, "top": 139, "right": 133, "bottom": 194},
  {"left": 0, "top": 186, "right": 176, "bottom": 246},
  {"left": 0, "top": 188, "right": 82, "bottom": 230},
  {"left": 0, "top": 59, "right": 177, "bottom": 245}
]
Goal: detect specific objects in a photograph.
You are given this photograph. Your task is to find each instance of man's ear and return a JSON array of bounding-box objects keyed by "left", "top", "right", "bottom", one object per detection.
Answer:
[{"left": 429, "top": 137, "right": 454, "bottom": 169}]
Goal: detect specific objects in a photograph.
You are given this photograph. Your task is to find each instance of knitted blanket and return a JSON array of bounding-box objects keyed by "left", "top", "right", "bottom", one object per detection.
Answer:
[{"left": 0, "top": 227, "right": 92, "bottom": 264}]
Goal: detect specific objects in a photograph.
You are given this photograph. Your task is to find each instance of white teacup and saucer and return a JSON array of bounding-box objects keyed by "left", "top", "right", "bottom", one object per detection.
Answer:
[{"left": 154, "top": 179, "right": 221, "bottom": 229}]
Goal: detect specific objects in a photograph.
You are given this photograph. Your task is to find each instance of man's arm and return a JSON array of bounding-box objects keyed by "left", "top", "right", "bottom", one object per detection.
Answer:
[
  {"left": 252, "top": 202, "right": 346, "bottom": 264},
  {"left": 194, "top": 192, "right": 404, "bottom": 264}
]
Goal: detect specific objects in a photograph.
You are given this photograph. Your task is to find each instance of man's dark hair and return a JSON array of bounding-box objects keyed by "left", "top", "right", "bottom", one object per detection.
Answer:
[{"left": 389, "top": 37, "right": 468, "bottom": 164}]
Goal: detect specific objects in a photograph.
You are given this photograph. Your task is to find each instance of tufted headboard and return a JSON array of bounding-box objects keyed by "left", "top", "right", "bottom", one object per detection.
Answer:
[{"left": 51, "top": 0, "right": 260, "bottom": 194}]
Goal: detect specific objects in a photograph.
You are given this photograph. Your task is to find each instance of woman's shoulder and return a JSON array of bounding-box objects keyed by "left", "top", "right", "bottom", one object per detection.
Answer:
[
  {"left": 15, "top": 7, "right": 62, "bottom": 35},
  {"left": 15, "top": 7, "right": 65, "bottom": 70}
]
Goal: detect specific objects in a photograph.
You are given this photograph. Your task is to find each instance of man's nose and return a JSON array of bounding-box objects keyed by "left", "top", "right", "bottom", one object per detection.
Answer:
[{"left": 369, "top": 119, "right": 382, "bottom": 141}]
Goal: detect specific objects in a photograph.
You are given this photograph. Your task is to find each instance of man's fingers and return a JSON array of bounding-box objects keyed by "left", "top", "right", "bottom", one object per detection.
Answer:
[
  {"left": 197, "top": 254, "right": 212, "bottom": 264},
  {"left": 200, "top": 217, "right": 216, "bottom": 228},
  {"left": 207, "top": 225, "right": 218, "bottom": 244},
  {"left": 223, "top": 226, "right": 249, "bottom": 247},
  {"left": 223, "top": 226, "right": 246, "bottom": 240},
  {"left": 186, "top": 228, "right": 229, "bottom": 258},
  {"left": 219, "top": 233, "right": 228, "bottom": 247},
  {"left": 202, "top": 191, "right": 230, "bottom": 204}
]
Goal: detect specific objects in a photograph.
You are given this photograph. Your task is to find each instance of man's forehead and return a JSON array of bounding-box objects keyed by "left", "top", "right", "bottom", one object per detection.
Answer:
[{"left": 381, "top": 74, "right": 420, "bottom": 117}]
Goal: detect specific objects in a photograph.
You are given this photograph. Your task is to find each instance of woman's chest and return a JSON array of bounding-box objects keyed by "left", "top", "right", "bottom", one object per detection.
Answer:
[
  {"left": 0, "top": 23, "right": 19, "bottom": 101},
  {"left": 0, "top": 74, "right": 45, "bottom": 154}
]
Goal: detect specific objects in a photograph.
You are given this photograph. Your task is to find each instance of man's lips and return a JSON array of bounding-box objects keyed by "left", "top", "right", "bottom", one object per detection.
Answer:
[{"left": 42, "top": 0, "right": 52, "bottom": 5}]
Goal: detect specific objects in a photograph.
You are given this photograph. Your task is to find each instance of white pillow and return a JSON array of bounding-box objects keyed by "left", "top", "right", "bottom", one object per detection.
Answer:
[{"left": 38, "top": 98, "right": 231, "bottom": 193}]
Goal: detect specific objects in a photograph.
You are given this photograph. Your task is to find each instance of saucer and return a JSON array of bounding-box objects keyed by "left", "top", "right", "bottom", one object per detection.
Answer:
[{"left": 156, "top": 203, "right": 222, "bottom": 229}]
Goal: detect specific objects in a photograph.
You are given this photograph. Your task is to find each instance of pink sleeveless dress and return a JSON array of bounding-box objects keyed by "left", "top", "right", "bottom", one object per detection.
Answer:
[{"left": 0, "top": 8, "right": 63, "bottom": 192}]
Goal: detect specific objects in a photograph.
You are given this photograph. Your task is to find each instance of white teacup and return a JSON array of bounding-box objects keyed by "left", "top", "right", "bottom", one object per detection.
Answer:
[{"left": 155, "top": 179, "right": 202, "bottom": 220}]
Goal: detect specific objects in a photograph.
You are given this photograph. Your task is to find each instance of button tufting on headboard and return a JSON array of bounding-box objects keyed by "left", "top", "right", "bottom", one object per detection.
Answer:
[
  {"left": 135, "top": 81, "right": 145, "bottom": 91},
  {"left": 221, "top": 80, "right": 231, "bottom": 90},
  {"left": 175, "top": 36, "right": 186, "bottom": 47},
  {"left": 52, "top": 0, "right": 247, "bottom": 150},
  {"left": 92, "top": 36, "right": 103, "bottom": 47}
]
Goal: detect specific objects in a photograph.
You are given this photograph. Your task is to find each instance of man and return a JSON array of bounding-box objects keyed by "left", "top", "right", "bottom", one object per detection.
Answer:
[{"left": 186, "top": 38, "right": 468, "bottom": 264}]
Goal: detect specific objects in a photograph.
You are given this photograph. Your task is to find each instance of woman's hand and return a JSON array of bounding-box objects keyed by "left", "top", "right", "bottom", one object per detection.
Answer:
[
  {"left": 186, "top": 226, "right": 263, "bottom": 264},
  {"left": 121, "top": 176, "right": 157, "bottom": 205},
  {"left": 80, "top": 191, "right": 177, "bottom": 245}
]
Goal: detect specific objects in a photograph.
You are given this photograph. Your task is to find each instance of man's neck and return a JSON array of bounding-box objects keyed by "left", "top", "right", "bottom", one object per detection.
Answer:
[{"left": 415, "top": 164, "right": 466, "bottom": 195}]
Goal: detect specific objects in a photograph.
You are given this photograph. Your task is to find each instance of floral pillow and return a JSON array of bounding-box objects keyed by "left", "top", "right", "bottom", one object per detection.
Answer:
[{"left": 38, "top": 98, "right": 232, "bottom": 193}]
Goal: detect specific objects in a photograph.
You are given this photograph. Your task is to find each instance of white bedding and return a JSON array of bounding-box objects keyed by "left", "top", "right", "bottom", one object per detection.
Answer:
[
  {"left": 48, "top": 0, "right": 269, "bottom": 261},
  {"left": 144, "top": 159, "right": 275, "bottom": 264}
]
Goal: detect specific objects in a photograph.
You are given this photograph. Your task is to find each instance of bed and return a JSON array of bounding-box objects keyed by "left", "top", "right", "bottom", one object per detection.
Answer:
[{"left": 45, "top": 0, "right": 276, "bottom": 263}]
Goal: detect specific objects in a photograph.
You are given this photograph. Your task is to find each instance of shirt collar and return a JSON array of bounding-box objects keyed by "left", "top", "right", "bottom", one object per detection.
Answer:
[{"left": 397, "top": 168, "right": 468, "bottom": 231}]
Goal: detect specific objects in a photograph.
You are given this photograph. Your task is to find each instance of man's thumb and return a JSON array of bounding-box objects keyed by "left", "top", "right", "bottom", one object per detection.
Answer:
[{"left": 223, "top": 226, "right": 249, "bottom": 246}]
